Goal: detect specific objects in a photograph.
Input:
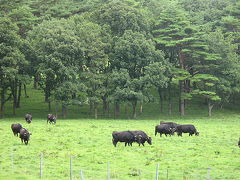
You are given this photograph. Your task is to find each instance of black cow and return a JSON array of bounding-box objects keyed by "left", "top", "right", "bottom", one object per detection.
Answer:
[
  {"left": 112, "top": 131, "right": 138, "bottom": 147},
  {"left": 19, "top": 128, "right": 32, "bottom": 145},
  {"left": 11, "top": 123, "right": 23, "bottom": 136},
  {"left": 160, "top": 121, "right": 178, "bottom": 129},
  {"left": 47, "top": 114, "right": 56, "bottom": 124},
  {"left": 155, "top": 124, "right": 175, "bottom": 137},
  {"left": 25, "top": 114, "right": 32, "bottom": 124},
  {"left": 176, "top": 124, "right": 199, "bottom": 136},
  {"left": 129, "top": 131, "right": 152, "bottom": 146}
]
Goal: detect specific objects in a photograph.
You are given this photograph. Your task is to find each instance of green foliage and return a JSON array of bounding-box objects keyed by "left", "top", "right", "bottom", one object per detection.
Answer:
[
  {"left": 0, "top": 0, "right": 240, "bottom": 118},
  {"left": 95, "top": 0, "right": 149, "bottom": 36}
]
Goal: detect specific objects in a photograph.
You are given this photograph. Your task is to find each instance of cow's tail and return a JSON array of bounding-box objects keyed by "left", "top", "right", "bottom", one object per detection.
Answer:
[{"left": 155, "top": 126, "right": 157, "bottom": 136}]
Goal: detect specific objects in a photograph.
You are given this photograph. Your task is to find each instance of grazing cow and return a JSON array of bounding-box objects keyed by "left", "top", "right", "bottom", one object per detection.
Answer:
[
  {"left": 11, "top": 123, "right": 23, "bottom": 136},
  {"left": 25, "top": 114, "right": 32, "bottom": 124},
  {"left": 129, "top": 131, "right": 152, "bottom": 146},
  {"left": 160, "top": 121, "right": 178, "bottom": 129},
  {"left": 19, "top": 128, "right": 32, "bottom": 145},
  {"left": 155, "top": 124, "right": 175, "bottom": 137},
  {"left": 47, "top": 114, "right": 56, "bottom": 124},
  {"left": 176, "top": 124, "right": 199, "bottom": 136},
  {"left": 112, "top": 131, "right": 138, "bottom": 147}
]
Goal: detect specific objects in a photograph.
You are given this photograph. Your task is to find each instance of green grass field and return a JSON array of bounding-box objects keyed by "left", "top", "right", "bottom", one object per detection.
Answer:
[{"left": 0, "top": 88, "right": 240, "bottom": 179}]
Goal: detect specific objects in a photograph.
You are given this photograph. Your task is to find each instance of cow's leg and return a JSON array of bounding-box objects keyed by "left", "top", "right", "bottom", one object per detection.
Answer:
[
  {"left": 25, "top": 140, "right": 28, "bottom": 145},
  {"left": 165, "top": 134, "right": 168, "bottom": 137},
  {"left": 21, "top": 139, "right": 23, "bottom": 143},
  {"left": 142, "top": 143, "right": 144, "bottom": 146},
  {"left": 160, "top": 133, "right": 162, "bottom": 137},
  {"left": 125, "top": 142, "right": 127, "bottom": 146},
  {"left": 113, "top": 140, "right": 117, "bottom": 147}
]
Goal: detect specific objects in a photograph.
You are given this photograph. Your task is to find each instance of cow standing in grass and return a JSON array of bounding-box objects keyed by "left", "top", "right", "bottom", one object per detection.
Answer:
[
  {"left": 160, "top": 121, "right": 178, "bottom": 129},
  {"left": 155, "top": 124, "right": 175, "bottom": 137},
  {"left": 25, "top": 114, "right": 32, "bottom": 124},
  {"left": 176, "top": 124, "right": 199, "bottom": 136},
  {"left": 11, "top": 123, "right": 23, "bottom": 136},
  {"left": 47, "top": 114, "right": 56, "bottom": 124},
  {"left": 129, "top": 131, "right": 152, "bottom": 146},
  {"left": 19, "top": 128, "right": 32, "bottom": 145},
  {"left": 112, "top": 131, "right": 139, "bottom": 147}
]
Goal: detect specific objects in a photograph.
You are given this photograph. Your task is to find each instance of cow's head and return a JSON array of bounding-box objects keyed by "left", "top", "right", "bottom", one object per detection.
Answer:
[
  {"left": 195, "top": 132, "right": 199, "bottom": 136},
  {"left": 26, "top": 114, "right": 32, "bottom": 123},
  {"left": 147, "top": 136, "right": 152, "bottom": 145}
]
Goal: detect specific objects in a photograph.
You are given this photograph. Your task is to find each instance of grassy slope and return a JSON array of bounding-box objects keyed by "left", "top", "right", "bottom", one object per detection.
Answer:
[{"left": 0, "top": 87, "right": 239, "bottom": 180}]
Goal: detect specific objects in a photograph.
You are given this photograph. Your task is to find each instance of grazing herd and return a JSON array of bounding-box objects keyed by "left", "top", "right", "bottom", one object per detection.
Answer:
[
  {"left": 10, "top": 115, "right": 239, "bottom": 148},
  {"left": 112, "top": 121, "right": 200, "bottom": 147},
  {"left": 11, "top": 114, "right": 56, "bottom": 145}
]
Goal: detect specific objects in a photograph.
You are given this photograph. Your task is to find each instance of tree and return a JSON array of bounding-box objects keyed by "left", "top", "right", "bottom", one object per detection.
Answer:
[
  {"left": 0, "top": 18, "right": 26, "bottom": 117},
  {"left": 112, "top": 30, "right": 163, "bottom": 118},
  {"left": 95, "top": 0, "right": 149, "bottom": 36},
  {"left": 72, "top": 17, "right": 110, "bottom": 119},
  {"left": 28, "top": 18, "right": 84, "bottom": 112},
  {"left": 152, "top": 4, "right": 194, "bottom": 116},
  {"left": 145, "top": 61, "right": 172, "bottom": 113},
  {"left": 192, "top": 74, "right": 221, "bottom": 116}
]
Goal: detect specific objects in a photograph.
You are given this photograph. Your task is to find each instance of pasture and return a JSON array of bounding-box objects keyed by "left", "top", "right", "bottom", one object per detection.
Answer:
[{"left": 0, "top": 118, "right": 239, "bottom": 180}]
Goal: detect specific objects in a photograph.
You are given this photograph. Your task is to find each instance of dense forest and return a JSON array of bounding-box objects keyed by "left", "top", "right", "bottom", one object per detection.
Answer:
[{"left": 0, "top": 0, "right": 239, "bottom": 119}]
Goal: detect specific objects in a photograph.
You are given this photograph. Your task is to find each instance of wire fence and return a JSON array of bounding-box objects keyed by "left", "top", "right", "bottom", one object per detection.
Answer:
[{"left": 0, "top": 152, "right": 238, "bottom": 180}]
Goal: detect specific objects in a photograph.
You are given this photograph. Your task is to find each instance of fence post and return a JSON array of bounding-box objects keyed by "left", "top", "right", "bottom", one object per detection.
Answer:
[
  {"left": 107, "top": 161, "right": 110, "bottom": 180},
  {"left": 207, "top": 168, "right": 211, "bottom": 180},
  {"left": 156, "top": 163, "right": 159, "bottom": 180},
  {"left": 80, "top": 170, "right": 84, "bottom": 180},
  {"left": 70, "top": 156, "right": 73, "bottom": 180},
  {"left": 40, "top": 152, "right": 43, "bottom": 178}
]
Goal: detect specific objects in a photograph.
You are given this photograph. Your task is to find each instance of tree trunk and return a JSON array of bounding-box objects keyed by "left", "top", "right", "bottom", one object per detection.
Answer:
[
  {"left": 114, "top": 100, "right": 120, "bottom": 119},
  {"left": 24, "top": 84, "right": 28, "bottom": 98},
  {"left": 48, "top": 100, "right": 51, "bottom": 112},
  {"left": 89, "top": 100, "right": 93, "bottom": 116},
  {"left": 0, "top": 88, "right": 5, "bottom": 119},
  {"left": 132, "top": 100, "right": 137, "bottom": 119},
  {"left": 158, "top": 87, "right": 163, "bottom": 113},
  {"left": 125, "top": 103, "right": 128, "bottom": 119},
  {"left": 12, "top": 80, "right": 17, "bottom": 115},
  {"left": 102, "top": 95, "right": 108, "bottom": 116},
  {"left": 62, "top": 104, "right": 67, "bottom": 119},
  {"left": 107, "top": 102, "right": 110, "bottom": 117},
  {"left": 94, "top": 102, "right": 98, "bottom": 119},
  {"left": 16, "top": 83, "right": 22, "bottom": 108},
  {"left": 208, "top": 101, "right": 214, "bottom": 117},
  {"left": 179, "top": 80, "right": 185, "bottom": 116},
  {"left": 34, "top": 75, "right": 38, "bottom": 89},
  {"left": 139, "top": 103, "right": 143, "bottom": 114},
  {"left": 168, "top": 83, "right": 172, "bottom": 115},
  {"left": 55, "top": 102, "right": 59, "bottom": 117},
  {"left": 178, "top": 48, "right": 185, "bottom": 116}
]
